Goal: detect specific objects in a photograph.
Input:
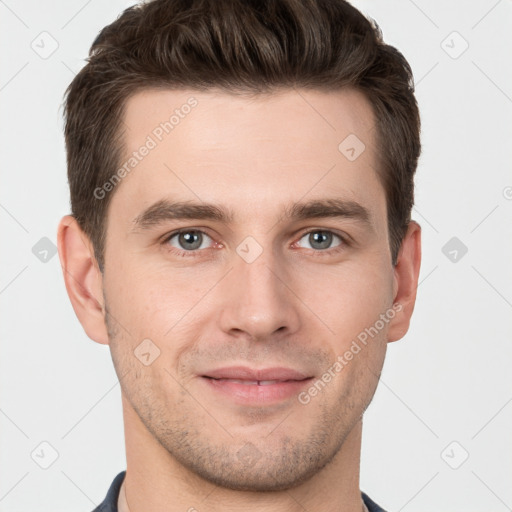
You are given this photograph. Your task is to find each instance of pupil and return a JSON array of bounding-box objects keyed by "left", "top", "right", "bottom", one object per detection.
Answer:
[
  {"left": 311, "top": 231, "right": 331, "bottom": 249},
  {"left": 180, "top": 231, "right": 201, "bottom": 250}
]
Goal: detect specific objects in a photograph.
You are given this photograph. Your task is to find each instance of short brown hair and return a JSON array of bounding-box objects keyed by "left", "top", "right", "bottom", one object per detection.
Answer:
[{"left": 63, "top": 0, "right": 421, "bottom": 271}]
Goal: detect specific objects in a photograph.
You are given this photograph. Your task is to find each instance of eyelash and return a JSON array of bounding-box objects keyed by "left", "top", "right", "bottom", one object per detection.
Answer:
[{"left": 160, "top": 228, "right": 350, "bottom": 258}]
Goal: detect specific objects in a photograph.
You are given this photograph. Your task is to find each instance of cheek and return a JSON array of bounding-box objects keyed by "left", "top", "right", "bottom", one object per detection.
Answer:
[
  {"left": 298, "top": 259, "right": 393, "bottom": 342},
  {"left": 105, "top": 265, "right": 212, "bottom": 371},
  {"left": 103, "top": 267, "right": 163, "bottom": 348}
]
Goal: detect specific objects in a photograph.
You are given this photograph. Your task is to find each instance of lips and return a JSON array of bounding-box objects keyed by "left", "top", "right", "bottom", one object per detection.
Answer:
[
  {"left": 200, "top": 367, "right": 314, "bottom": 404},
  {"left": 201, "top": 365, "right": 311, "bottom": 383},
  {"left": 210, "top": 379, "right": 287, "bottom": 386}
]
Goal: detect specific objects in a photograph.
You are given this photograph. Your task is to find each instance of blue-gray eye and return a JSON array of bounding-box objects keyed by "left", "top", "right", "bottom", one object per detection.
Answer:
[
  {"left": 168, "top": 230, "right": 213, "bottom": 251},
  {"left": 298, "top": 231, "right": 342, "bottom": 250}
]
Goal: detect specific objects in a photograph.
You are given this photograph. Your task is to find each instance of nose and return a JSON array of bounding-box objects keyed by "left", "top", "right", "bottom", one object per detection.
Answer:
[{"left": 217, "top": 246, "right": 302, "bottom": 342}]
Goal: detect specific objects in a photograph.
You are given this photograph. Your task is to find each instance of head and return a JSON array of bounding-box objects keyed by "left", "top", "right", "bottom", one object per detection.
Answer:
[{"left": 58, "top": 0, "right": 421, "bottom": 492}]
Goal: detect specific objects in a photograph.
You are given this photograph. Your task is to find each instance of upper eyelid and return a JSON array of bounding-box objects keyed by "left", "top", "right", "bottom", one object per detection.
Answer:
[{"left": 162, "top": 227, "right": 212, "bottom": 240}]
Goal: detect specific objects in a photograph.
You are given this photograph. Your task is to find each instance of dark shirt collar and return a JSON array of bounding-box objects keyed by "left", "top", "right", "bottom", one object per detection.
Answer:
[{"left": 92, "top": 471, "right": 388, "bottom": 512}]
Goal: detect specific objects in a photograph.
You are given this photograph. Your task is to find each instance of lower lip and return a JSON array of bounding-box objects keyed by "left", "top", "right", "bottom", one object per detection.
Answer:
[{"left": 201, "top": 376, "right": 313, "bottom": 405}]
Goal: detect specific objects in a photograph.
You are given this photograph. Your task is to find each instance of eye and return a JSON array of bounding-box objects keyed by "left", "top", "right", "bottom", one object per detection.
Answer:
[
  {"left": 164, "top": 229, "right": 214, "bottom": 253},
  {"left": 295, "top": 230, "right": 346, "bottom": 253},
  {"left": 161, "top": 228, "right": 349, "bottom": 259}
]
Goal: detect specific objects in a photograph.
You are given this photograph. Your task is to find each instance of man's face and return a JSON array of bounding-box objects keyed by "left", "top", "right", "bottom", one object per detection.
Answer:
[{"left": 102, "top": 87, "right": 397, "bottom": 490}]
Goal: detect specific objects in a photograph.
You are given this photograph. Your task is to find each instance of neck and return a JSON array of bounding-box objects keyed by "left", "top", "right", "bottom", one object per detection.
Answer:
[{"left": 119, "top": 393, "right": 365, "bottom": 512}]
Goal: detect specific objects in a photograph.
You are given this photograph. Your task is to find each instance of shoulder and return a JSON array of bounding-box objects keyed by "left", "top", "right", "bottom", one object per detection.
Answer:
[
  {"left": 91, "top": 470, "right": 126, "bottom": 512},
  {"left": 362, "top": 491, "right": 389, "bottom": 512}
]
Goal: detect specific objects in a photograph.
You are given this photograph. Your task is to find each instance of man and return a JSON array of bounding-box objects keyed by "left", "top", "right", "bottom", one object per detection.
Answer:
[{"left": 57, "top": 0, "right": 421, "bottom": 510}]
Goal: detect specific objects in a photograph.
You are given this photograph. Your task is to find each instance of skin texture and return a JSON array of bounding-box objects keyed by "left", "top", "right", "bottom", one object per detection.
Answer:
[{"left": 57, "top": 87, "right": 421, "bottom": 512}]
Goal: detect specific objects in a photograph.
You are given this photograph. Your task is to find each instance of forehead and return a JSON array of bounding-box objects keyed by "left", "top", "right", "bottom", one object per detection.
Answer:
[
  {"left": 122, "top": 86, "right": 376, "bottom": 153},
  {"left": 108, "top": 87, "right": 384, "bottom": 229}
]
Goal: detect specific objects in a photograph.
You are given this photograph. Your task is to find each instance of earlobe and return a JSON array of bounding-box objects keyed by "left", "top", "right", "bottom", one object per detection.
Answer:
[
  {"left": 57, "top": 215, "right": 109, "bottom": 345},
  {"left": 387, "top": 221, "right": 422, "bottom": 343}
]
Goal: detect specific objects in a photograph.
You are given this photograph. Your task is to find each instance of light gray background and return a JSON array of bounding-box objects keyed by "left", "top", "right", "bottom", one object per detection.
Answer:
[{"left": 1, "top": 1, "right": 511, "bottom": 511}]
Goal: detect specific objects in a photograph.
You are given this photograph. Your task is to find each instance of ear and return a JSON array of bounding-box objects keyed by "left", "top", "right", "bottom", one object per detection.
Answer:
[
  {"left": 57, "top": 215, "right": 109, "bottom": 345},
  {"left": 387, "top": 220, "right": 422, "bottom": 343}
]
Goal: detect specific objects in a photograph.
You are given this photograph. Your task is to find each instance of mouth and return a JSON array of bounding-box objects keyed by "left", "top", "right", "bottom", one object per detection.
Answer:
[
  {"left": 203, "top": 377, "right": 307, "bottom": 386},
  {"left": 199, "top": 366, "right": 314, "bottom": 405}
]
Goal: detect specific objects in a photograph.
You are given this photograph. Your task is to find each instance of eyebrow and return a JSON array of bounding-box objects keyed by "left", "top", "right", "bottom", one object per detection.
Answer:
[{"left": 131, "top": 197, "right": 372, "bottom": 232}]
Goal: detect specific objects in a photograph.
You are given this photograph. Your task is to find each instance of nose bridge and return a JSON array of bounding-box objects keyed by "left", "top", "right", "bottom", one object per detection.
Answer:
[{"left": 218, "top": 238, "right": 301, "bottom": 339}]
